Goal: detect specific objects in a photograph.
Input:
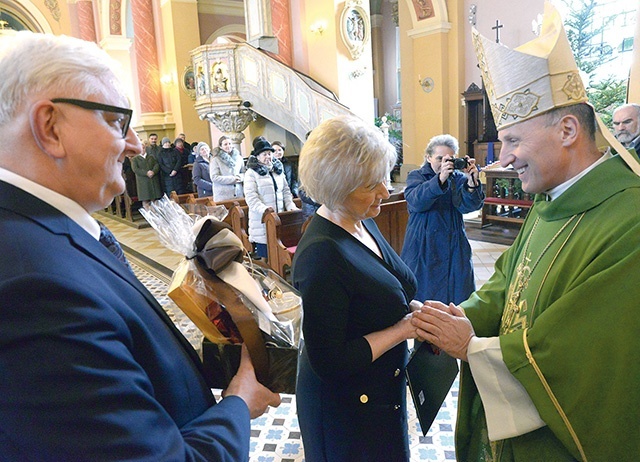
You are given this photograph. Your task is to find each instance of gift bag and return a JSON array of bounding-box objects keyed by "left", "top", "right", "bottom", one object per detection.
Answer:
[
  {"left": 202, "top": 264, "right": 300, "bottom": 393},
  {"left": 141, "top": 197, "right": 301, "bottom": 393}
]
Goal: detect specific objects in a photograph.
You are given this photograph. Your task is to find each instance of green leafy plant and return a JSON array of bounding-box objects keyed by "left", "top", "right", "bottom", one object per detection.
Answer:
[
  {"left": 375, "top": 113, "right": 403, "bottom": 180},
  {"left": 561, "top": 0, "right": 628, "bottom": 127}
]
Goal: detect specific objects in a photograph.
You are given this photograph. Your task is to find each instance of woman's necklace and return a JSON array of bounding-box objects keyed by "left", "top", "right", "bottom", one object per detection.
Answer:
[{"left": 501, "top": 212, "right": 585, "bottom": 334}]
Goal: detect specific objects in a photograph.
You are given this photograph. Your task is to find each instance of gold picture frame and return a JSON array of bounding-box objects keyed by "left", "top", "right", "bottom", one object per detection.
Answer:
[
  {"left": 340, "top": 0, "right": 370, "bottom": 60},
  {"left": 180, "top": 65, "right": 196, "bottom": 100}
]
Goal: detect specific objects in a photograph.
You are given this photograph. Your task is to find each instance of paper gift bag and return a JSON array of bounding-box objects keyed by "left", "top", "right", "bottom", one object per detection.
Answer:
[{"left": 202, "top": 337, "right": 298, "bottom": 394}]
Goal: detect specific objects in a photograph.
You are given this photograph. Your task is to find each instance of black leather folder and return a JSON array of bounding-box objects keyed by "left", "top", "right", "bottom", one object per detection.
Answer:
[{"left": 405, "top": 342, "right": 459, "bottom": 436}]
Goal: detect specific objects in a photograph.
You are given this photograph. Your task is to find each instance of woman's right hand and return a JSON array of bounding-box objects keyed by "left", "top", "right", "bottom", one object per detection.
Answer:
[
  {"left": 262, "top": 207, "right": 275, "bottom": 221},
  {"left": 439, "top": 157, "right": 454, "bottom": 184},
  {"left": 397, "top": 312, "right": 419, "bottom": 340}
]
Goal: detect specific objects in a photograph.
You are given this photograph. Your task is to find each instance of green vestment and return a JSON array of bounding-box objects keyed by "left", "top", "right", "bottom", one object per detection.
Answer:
[{"left": 457, "top": 155, "right": 640, "bottom": 461}]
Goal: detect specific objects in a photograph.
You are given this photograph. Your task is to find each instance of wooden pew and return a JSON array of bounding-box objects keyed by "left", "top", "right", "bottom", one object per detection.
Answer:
[
  {"left": 187, "top": 196, "right": 216, "bottom": 206},
  {"left": 226, "top": 201, "right": 253, "bottom": 254},
  {"left": 123, "top": 190, "right": 142, "bottom": 222},
  {"left": 212, "top": 197, "right": 247, "bottom": 208},
  {"left": 373, "top": 197, "right": 408, "bottom": 255},
  {"left": 169, "top": 191, "right": 195, "bottom": 204},
  {"left": 263, "top": 209, "right": 308, "bottom": 278}
]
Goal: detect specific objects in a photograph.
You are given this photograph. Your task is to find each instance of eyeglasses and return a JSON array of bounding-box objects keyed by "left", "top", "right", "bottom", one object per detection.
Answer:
[{"left": 50, "top": 98, "right": 132, "bottom": 138}]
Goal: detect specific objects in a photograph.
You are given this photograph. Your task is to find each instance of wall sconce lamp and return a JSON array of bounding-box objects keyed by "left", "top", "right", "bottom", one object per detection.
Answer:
[
  {"left": 310, "top": 20, "right": 327, "bottom": 35},
  {"left": 160, "top": 73, "right": 175, "bottom": 86},
  {"left": 418, "top": 75, "right": 435, "bottom": 93}
]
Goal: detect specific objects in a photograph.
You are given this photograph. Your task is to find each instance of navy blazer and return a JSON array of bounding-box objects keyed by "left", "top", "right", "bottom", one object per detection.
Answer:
[{"left": 0, "top": 181, "right": 249, "bottom": 461}]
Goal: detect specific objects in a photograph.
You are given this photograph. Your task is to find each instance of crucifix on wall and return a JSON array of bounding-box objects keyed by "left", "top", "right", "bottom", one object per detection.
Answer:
[{"left": 492, "top": 19, "right": 503, "bottom": 43}]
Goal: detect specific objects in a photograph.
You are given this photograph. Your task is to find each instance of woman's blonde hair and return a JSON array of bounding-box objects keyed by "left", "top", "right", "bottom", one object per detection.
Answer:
[{"left": 298, "top": 115, "right": 396, "bottom": 210}]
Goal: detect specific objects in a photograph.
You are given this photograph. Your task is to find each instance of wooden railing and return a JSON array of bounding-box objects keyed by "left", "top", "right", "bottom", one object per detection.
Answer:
[{"left": 481, "top": 168, "right": 533, "bottom": 228}]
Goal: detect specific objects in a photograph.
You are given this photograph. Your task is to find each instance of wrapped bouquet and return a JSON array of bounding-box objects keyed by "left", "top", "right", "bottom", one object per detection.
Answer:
[{"left": 141, "top": 197, "right": 301, "bottom": 393}]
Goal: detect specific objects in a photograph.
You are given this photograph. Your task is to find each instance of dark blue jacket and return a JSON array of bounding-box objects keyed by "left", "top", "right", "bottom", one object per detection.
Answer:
[
  {"left": 0, "top": 181, "right": 250, "bottom": 461},
  {"left": 192, "top": 156, "right": 213, "bottom": 197},
  {"left": 400, "top": 164, "right": 484, "bottom": 304}
]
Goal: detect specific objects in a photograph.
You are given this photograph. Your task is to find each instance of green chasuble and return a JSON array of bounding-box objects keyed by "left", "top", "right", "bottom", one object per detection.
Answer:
[{"left": 456, "top": 155, "right": 640, "bottom": 462}]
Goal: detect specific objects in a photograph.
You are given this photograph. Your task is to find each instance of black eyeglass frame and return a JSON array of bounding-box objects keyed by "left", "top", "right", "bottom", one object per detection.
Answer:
[{"left": 50, "top": 98, "right": 133, "bottom": 138}]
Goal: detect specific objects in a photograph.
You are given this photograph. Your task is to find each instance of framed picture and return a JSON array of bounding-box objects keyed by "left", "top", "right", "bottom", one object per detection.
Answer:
[
  {"left": 180, "top": 65, "right": 196, "bottom": 100},
  {"left": 340, "top": 0, "right": 370, "bottom": 60}
]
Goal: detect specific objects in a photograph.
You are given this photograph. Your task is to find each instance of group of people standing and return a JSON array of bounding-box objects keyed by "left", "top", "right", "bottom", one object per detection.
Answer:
[
  {"left": 129, "top": 134, "right": 192, "bottom": 206},
  {"left": 180, "top": 133, "right": 301, "bottom": 259}
]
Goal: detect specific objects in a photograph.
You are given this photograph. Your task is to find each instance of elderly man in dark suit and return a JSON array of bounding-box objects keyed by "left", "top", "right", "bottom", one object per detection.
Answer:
[{"left": 0, "top": 31, "right": 279, "bottom": 461}]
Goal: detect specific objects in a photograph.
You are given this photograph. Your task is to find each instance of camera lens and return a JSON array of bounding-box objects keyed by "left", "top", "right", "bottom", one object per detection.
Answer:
[{"left": 453, "top": 158, "right": 469, "bottom": 170}]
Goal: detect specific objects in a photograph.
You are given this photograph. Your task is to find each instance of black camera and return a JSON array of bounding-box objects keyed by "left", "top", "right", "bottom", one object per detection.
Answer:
[{"left": 449, "top": 158, "right": 469, "bottom": 170}]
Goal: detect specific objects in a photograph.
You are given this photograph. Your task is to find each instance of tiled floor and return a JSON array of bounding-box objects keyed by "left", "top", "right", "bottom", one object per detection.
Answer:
[{"left": 98, "top": 212, "right": 509, "bottom": 462}]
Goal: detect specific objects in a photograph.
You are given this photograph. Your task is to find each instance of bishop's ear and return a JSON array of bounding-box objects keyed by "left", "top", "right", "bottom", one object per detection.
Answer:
[
  {"left": 558, "top": 114, "right": 580, "bottom": 147},
  {"left": 29, "top": 100, "right": 67, "bottom": 159}
]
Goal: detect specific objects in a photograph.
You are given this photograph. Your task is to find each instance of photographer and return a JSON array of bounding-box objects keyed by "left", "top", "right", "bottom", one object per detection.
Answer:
[{"left": 400, "top": 134, "right": 484, "bottom": 304}]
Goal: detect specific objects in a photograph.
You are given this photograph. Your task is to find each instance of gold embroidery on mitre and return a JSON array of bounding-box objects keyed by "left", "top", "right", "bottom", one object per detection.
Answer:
[
  {"left": 562, "top": 72, "right": 587, "bottom": 101},
  {"left": 472, "top": 30, "right": 496, "bottom": 101},
  {"left": 503, "top": 90, "right": 541, "bottom": 119},
  {"left": 492, "top": 102, "right": 507, "bottom": 124}
]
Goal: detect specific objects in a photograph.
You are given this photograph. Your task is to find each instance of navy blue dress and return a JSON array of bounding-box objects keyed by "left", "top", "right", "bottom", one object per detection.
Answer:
[
  {"left": 292, "top": 215, "right": 417, "bottom": 462},
  {"left": 400, "top": 164, "right": 484, "bottom": 305}
]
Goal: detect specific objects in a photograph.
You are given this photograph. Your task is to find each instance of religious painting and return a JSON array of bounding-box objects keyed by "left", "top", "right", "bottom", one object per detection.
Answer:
[
  {"left": 210, "top": 60, "right": 230, "bottom": 94},
  {"left": 180, "top": 65, "right": 196, "bottom": 100},
  {"left": 339, "top": 0, "right": 370, "bottom": 60},
  {"left": 412, "top": 0, "right": 435, "bottom": 21}
]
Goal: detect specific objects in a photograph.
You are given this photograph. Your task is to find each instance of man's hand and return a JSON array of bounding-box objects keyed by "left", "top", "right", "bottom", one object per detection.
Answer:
[
  {"left": 146, "top": 170, "right": 154, "bottom": 178},
  {"left": 223, "top": 344, "right": 281, "bottom": 419},
  {"left": 412, "top": 302, "right": 475, "bottom": 361}
]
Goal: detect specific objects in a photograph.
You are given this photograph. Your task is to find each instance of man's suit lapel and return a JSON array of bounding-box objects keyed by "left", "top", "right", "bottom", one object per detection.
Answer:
[{"left": 0, "top": 181, "right": 210, "bottom": 383}]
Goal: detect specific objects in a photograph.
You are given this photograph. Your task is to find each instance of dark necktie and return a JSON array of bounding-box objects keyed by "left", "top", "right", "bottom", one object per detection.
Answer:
[{"left": 98, "top": 221, "right": 133, "bottom": 273}]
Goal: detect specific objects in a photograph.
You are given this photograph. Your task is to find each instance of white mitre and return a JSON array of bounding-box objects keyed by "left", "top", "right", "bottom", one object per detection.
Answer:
[{"left": 472, "top": 1, "right": 640, "bottom": 175}]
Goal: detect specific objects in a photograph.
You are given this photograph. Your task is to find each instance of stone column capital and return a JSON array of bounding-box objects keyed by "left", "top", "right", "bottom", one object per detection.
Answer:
[{"left": 204, "top": 108, "right": 257, "bottom": 134}]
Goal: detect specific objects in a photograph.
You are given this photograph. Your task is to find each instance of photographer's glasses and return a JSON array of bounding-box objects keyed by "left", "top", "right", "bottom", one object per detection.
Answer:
[{"left": 50, "top": 98, "right": 132, "bottom": 138}]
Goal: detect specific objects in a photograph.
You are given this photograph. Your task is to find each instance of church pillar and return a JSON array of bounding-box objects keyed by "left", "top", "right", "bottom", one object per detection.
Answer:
[
  {"left": 75, "top": 0, "right": 97, "bottom": 42},
  {"left": 130, "top": 0, "right": 163, "bottom": 119},
  {"left": 244, "top": 0, "right": 277, "bottom": 54},
  {"left": 157, "top": 0, "right": 209, "bottom": 142},
  {"left": 204, "top": 108, "right": 257, "bottom": 154},
  {"left": 291, "top": 0, "right": 375, "bottom": 122},
  {"left": 100, "top": 36, "right": 138, "bottom": 125},
  {"left": 399, "top": 0, "right": 465, "bottom": 165},
  {"left": 371, "top": 13, "right": 385, "bottom": 116},
  {"left": 270, "top": 0, "right": 293, "bottom": 66}
]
